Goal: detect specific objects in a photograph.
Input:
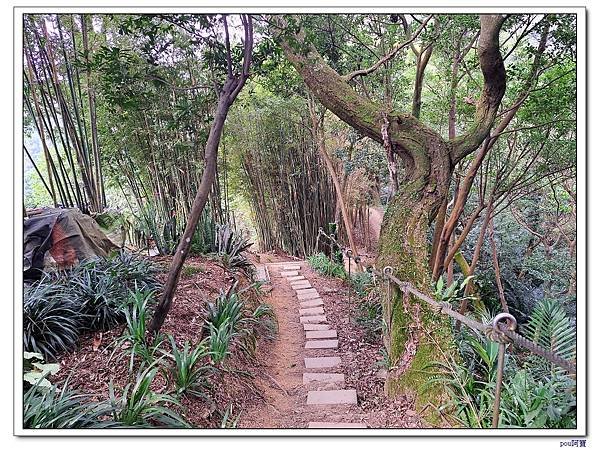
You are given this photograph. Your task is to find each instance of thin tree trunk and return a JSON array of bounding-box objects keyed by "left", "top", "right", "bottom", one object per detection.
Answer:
[
  {"left": 149, "top": 15, "right": 253, "bottom": 334},
  {"left": 309, "top": 100, "right": 362, "bottom": 269},
  {"left": 488, "top": 218, "right": 508, "bottom": 312}
]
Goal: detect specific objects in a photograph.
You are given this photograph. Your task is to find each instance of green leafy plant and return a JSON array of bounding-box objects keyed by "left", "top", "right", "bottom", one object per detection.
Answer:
[
  {"left": 23, "top": 279, "right": 83, "bottom": 360},
  {"left": 350, "top": 271, "right": 374, "bottom": 298},
  {"left": 162, "top": 335, "right": 212, "bottom": 396},
  {"left": 203, "top": 284, "right": 276, "bottom": 363},
  {"left": 24, "top": 383, "right": 114, "bottom": 429},
  {"left": 523, "top": 298, "right": 576, "bottom": 375},
  {"left": 433, "top": 275, "right": 474, "bottom": 304},
  {"left": 69, "top": 251, "right": 159, "bottom": 331},
  {"left": 355, "top": 298, "right": 383, "bottom": 343},
  {"left": 213, "top": 223, "right": 254, "bottom": 276},
  {"left": 23, "top": 252, "right": 159, "bottom": 361},
  {"left": 207, "top": 320, "right": 236, "bottom": 365},
  {"left": 429, "top": 299, "right": 576, "bottom": 428},
  {"left": 23, "top": 352, "right": 60, "bottom": 390},
  {"left": 115, "top": 289, "right": 163, "bottom": 372},
  {"left": 107, "top": 364, "right": 190, "bottom": 428},
  {"left": 307, "top": 252, "right": 346, "bottom": 279}
]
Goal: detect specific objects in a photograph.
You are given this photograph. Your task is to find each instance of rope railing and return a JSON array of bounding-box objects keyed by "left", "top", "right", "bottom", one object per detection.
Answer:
[{"left": 313, "top": 229, "right": 577, "bottom": 428}]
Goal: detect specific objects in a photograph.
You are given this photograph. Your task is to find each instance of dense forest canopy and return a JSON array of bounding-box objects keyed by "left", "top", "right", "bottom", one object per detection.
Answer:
[{"left": 22, "top": 12, "right": 577, "bottom": 429}]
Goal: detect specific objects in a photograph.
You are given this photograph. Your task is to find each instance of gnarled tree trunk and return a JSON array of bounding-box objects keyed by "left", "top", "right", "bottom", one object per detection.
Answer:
[{"left": 275, "top": 14, "right": 506, "bottom": 421}]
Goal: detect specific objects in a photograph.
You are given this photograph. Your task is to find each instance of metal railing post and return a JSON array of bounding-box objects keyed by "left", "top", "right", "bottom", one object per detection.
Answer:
[{"left": 491, "top": 312, "right": 517, "bottom": 428}]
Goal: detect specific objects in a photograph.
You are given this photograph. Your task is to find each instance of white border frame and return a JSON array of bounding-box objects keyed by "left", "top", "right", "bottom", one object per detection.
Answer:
[{"left": 13, "top": 5, "right": 587, "bottom": 437}]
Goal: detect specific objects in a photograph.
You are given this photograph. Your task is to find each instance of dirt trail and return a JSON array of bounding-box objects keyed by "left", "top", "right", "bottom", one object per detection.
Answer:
[
  {"left": 239, "top": 261, "right": 305, "bottom": 428},
  {"left": 240, "top": 257, "right": 423, "bottom": 429},
  {"left": 368, "top": 206, "right": 384, "bottom": 243}
]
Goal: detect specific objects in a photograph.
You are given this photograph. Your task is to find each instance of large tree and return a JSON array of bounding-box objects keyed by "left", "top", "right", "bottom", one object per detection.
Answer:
[{"left": 275, "top": 14, "right": 508, "bottom": 417}]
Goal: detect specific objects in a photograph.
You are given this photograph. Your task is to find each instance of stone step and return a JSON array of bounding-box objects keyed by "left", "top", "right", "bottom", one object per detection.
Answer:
[
  {"left": 305, "top": 339, "right": 338, "bottom": 349},
  {"left": 306, "top": 329, "right": 337, "bottom": 339},
  {"left": 303, "top": 372, "right": 345, "bottom": 385},
  {"left": 307, "top": 389, "right": 358, "bottom": 405},
  {"left": 308, "top": 422, "right": 367, "bottom": 429},
  {"left": 292, "top": 282, "right": 312, "bottom": 290},
  {"left": 255, "top": 265, "right": 270, "bottom": 282},
  {"left": 297, "top": 291, "right": 320, "bottom": 301},
  {"left": 305, "top": 356, "right": 341, "bottom": 369},
  {"left": 303, "top": 323, "right": 330, "bottom": 331},
  {"left": 299, "top": 306, "right": 325, "bottom": 316},
  {"left": 300, "top": 298, "right": 324, "bottom": 308},
  {"left": 296, "top": 287, "right": 318, "bottom": 294},
  {"left": 281, "top": 271, "right": 299, "bottom": 277},
  {"left": 287, "top": 275, "right": 306, "bottom": 282},
  {"left": 300, "top": 315, "right": 327, "bottom": 324},
  {"left": 283, "top": 265, "right": 301, "bottom": 271}
]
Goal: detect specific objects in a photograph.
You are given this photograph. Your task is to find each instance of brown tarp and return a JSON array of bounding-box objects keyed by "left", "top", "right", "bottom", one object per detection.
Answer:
[{"left": 24, "top": 208, "right": 117, "bottom": 280}]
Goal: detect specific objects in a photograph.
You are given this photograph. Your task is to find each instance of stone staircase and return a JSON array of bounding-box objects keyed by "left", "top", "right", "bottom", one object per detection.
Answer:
[{"left": 279, "top": 263, "right": 367, "bottom": 429}]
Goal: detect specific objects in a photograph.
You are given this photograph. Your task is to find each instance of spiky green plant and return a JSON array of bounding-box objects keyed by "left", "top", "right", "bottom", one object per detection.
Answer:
[
  {"left": 119, "top": 290, "right": 164, "bottom": 371},
  {"left": 213, "top": 223, "right": 254, "bottom": 275},
  {"left": 203, "top": 284, "right": 276, "bottom": 362},
  {"left": 208, "top": 320, "right": 236, "bottom": 365},
  {"left": 307, "top": 252, "right": 346, "bottom": 279},
  {"left": 23, "top": 279, "right": 83, "bottom": 360},
  {"left": 162, "top": 335, "right": 212, "bottom": 396},
  {"left": 69, "top": 251, "right": 159, "bottom": 331},
  {"left": 24, "top": 383, "right": 115, "bottom": 429},
  {"left": 523, "top": 298, "right": 576, "bottom": 375},
  {"left": 107, "top": 364, "right": 190, "bottom": 428}
]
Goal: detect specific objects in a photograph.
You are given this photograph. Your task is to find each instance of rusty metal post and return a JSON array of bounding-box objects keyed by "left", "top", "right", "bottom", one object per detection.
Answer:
[
  {"left": 346, "top": 249, "right": 353, "bottom": 313},
  {"left": 491, "top": 312, "right": 517, "bottom": 428},
  {"left": 492, "top": 342, "right": 506, "bottom": 428}
]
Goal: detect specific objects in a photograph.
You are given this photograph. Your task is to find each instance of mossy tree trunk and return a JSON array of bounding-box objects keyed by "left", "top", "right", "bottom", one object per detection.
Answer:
[{"left": 275, "top": 15, "right": 506, "bottom": 421}]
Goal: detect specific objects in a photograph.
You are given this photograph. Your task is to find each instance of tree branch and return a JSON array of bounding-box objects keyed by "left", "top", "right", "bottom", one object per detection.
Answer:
[
  {"left": 342, "top": 15, "right": 433, "bottom": 83},
  {"left": 450, "top": 15, "right": 507, "bottom": 164}
]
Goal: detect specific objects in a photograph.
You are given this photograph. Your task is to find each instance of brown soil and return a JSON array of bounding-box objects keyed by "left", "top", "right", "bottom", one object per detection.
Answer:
[{"left": 51, "top": 255, "right": 270, "bottom": 428}]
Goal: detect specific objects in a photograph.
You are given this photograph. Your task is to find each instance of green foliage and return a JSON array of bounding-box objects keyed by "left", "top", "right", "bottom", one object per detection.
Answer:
[
  {"left": 307, "top": 252, "right": 347, "bottom": 279},
  {"left": 355, "top": 298, "right": 383, "bottom": 344},
  {"left": 24, "top": 383, "right": 114, "bottom": 429},
  {"left": 107, "top": 365, "right": 190, "bottom": 428},
  {"left": 430, "top": 300, "right": 576, "bottom": 428},
  {"left": 24, "top": 279, "right": 83, "bottom": 360},
  {"left": 23, "top": 252, "right": 159, "bottom": 361},
  {"left": 207, "top": 320, "right": 236, "bottom": 365},
  {"left": 162, "top": 335, "right": 213, "bottom": 396},
  {"left": 433, "top": 275, "right": 474, "bottom": 304},
  {"left": 116, "top": 289, "right": 164, "bottom": 372},
  {"left": 23, "top": 352, "right": 60, "bottom": 390},
  {"left": 213, "top": 223, "right": 254, "bottom": 276},
  {"left": 523, "top": 298, "right": 576, "bottom": 375},
  {"left": 350, "top": 271, "right": 375, "bottom": 298},
  {"left": 204, "top": 283, "right": 277, "bottom": 364}
]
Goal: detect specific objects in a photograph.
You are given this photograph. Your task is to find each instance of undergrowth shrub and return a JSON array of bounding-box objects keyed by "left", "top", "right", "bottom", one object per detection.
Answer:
[
  {"left": 429, "top": 298, "right": 576, "bottom": 428},
  {"left": 203, "top": 283, "right": 276, "bottom": 364},
  {"left": 107, "top": 364, "right": 190, "bottom": 428},
  {"left": 307, "top": 252, "right": 347, "bottom": 279},
  {"left": 213, "top": 224, "right": 254, "bottom": 276},
  {"left": 23, "top": 251, "right": 159, "bottom": 361},
  {"left": 162, "top": 336, "right": 213, "bottom": 397},
  {"left": 113, "top": 289, "right": 164, "bottom": 372},
  {"left": 24, "top": 382, "right": 115, "bottom": 429},
  {"left": 24, "top": 279, "right": 83, "bottom": 359}
]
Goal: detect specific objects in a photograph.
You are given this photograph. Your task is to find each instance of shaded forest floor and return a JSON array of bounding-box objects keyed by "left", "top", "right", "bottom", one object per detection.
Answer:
[
  {"left": 51, "top": 256, "right": 269, "bottom": 427},
  {"left": 51, "top": 245, "right": 423, "bottom": 428}
]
